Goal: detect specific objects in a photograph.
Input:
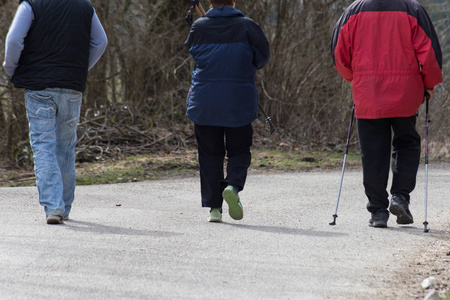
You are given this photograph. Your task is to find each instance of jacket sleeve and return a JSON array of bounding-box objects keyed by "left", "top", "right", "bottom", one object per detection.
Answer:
[
  {"left": 185, "top": 20, "right": 201, "bottom": 51},
  {"left": 185, "top": 29, "right": 194, "bottom": 51},
  {"left": 3, "top": 2, "right": 33, "bottom": 77},
  {"left": 331, "top": 13, "right": 353, "bottom": 82},
  {"left": 412, "top": 4, "right": 443, "bottom": 90},
  {"left": 248, "top": 21, "right": 270, "bottom": 69},
  {"left": 88, "top": 9, "right": 108, "bottom": 71}
]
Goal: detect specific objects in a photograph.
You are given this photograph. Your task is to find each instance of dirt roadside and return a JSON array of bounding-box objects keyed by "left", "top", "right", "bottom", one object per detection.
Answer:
[{"left": 395, "top": 237, "right": 450, "bottom": 299}]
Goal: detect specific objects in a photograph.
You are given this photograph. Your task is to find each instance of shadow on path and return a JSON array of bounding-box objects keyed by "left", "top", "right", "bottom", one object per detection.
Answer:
[
  {"left": 223, "top": 223, "right": 349, "bottom": 237},
  {"left": 384, "top": 225, "right": 450, "bottom": 241},
  {"left": 64, "top": 220, "right": 181, "bottom": 237}
]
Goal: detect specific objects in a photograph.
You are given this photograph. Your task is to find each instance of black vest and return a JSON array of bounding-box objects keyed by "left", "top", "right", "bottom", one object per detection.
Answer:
[{"left": 12, "top": 0, "right": 93, "bottom": 92}]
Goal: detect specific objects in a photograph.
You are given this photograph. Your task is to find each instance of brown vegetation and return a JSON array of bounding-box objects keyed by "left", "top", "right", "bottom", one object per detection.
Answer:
[{"left": 0, "top": 0, "right": 449, "bottom": 169}]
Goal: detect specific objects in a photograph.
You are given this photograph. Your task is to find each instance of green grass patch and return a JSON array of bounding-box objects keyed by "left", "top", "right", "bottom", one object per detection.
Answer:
[
  {"left": 0, "top": 149, "right": 362, "bottom": 187},
  {"left": 75, "top": 149, "right": 361, "bottom": 185},
  {"left": 252, "top": 149, "right": 360, "bottom": 172},
  {"left": 75, "top": 152, "right": 199, "bottom": 185}
]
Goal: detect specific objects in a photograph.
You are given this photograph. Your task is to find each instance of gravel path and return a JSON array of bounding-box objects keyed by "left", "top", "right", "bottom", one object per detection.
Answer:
[{"left": 1, "top": 167, "right": 449, "bottom": 299}]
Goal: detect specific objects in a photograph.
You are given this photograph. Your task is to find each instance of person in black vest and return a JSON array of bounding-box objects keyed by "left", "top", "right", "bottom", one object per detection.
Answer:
[
  {"left": 185, "top": 0, "right": 270, "bottom": 222},
  {"left": 3, "top": 0, "right": 107, "bottom": 224}
]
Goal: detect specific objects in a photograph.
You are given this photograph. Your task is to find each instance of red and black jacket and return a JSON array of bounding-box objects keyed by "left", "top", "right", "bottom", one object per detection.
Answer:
[{"left": 331, "top": 0, "right": 443, "bottom": 119}]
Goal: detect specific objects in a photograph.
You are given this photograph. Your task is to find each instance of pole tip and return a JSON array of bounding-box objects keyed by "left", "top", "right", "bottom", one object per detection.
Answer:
[
  {"left": 329, "top": 215, "right": 338, "bottom": 226},
  {"left": 423, "top": 221, "right": 429, "bottom": 233}
]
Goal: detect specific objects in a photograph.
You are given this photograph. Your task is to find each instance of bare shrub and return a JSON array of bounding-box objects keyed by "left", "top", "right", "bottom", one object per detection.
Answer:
[{"left": 0, "top": 0, "right": 448, "bottom": 168}]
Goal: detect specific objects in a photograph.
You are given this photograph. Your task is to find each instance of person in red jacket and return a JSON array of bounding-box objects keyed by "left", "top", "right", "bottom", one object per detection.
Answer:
[{"left": 331, "top": 0, "right": 442, "bottom": 228}]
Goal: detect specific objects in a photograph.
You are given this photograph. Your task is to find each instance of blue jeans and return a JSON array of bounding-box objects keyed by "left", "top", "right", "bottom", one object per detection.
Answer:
[{"left": 25, "top": 88, "right": 82, "bottom": 217}]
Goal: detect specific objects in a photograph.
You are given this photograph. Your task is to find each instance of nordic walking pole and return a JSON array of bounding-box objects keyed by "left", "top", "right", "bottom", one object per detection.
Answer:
[
  {"left": 186, "top": 0, "right": 275, "bottom": 135},
  {"left": 330, "top": 104, "right": 355, "bottom": 225},
  {"left": 423, "top": 93, "right": 430, "bottom": 233},
  {"left": 259, "top": 103, "right": 275, "bottom": 135}
]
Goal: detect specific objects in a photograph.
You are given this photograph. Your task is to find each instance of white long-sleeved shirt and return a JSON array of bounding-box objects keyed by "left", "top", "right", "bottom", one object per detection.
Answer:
[{"left": 3, "top": 1, "right": 108, "bottom": 77}]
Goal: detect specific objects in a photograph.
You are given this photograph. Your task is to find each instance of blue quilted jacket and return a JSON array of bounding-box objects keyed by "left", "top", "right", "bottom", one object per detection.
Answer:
[{"left": 185, "top": 7, "right": 270, "bottom": 127}]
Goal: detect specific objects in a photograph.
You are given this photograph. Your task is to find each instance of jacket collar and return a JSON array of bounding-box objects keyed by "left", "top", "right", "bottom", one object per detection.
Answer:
[{"left": 204, "top": 6, "right": 245, "bottom": 18}]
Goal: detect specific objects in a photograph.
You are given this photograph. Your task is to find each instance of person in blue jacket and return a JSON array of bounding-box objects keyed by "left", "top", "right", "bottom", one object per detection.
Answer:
[{"left": 185, "top": 0, "right": 270, "bottom": 222}]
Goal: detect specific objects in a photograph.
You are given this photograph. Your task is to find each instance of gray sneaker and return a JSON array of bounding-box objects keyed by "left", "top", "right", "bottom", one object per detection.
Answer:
[
  {"left": 369, "top": 210, "right": 389, "bottom": 228},
  {"left": 46, "top": 215, "right": 64, "bottom": 224},
  {"left": 389, "top": 194, "right": 414, "bottom": 224}
]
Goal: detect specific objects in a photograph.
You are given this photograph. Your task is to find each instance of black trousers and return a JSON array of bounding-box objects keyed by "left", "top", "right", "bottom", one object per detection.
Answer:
[
  {"left": 194, "top": 123, "right": 253, "bottom": 208},
  {"left": 357, "top": 116, "right": 421, "bottom": 214}
]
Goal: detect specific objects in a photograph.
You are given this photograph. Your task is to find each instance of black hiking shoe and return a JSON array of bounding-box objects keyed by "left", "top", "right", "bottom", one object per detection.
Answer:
[
  {"left": 389, "top": 194, "right": 414, "bottom": 225},
  {"left": 369, "top": 209, "right": 389, "bottom": 228}
]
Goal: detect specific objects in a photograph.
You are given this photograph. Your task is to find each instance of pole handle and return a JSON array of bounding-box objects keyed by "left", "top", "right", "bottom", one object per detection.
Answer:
[
  {"left": 194, "top": 5, "right": 205, "bottom": 16},
  {"left": 198, "top": 3, "right": 206, "bottom": 15}
]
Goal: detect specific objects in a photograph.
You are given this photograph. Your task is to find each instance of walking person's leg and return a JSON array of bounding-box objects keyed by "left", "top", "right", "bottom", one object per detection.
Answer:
[
  {"left": 357, "top": 118, "right": 391, "bottom": 227},
  {"left": 55, "top": 89, "right": 83, "bottom": 220},
  {"left": 223, "top": 124, "right": 253, "bottom": 191},
  {"left": 194, "top": 124, "right": 225, "bottom": 221},
  {"left": 25, "top": 89, "right": 65, "bottom": 224},
  {"left": 221, "top": 123, "right": 253, "bottom": 220},
  {"left": 389, "top": 116, "right": 421, "bottom": 224}
]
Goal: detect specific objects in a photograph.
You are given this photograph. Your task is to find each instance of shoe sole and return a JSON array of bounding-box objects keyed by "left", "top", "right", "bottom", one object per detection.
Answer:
[
  {"left": 369, "top": 222, "right": 387, "bottom": 228},
  {"left": 222, "top": 188, "right": 243, "bottom": 220},
  {"left": 46, "top": 216, "right": 64, "bottom": 224},
  {"left": 47, "top": 219, "right": 64, "bottom": 224},
  {"left": 207, "top": 217, "right": 222, "bottom": 223},
  {"left": 389, "top": 204, "right": 414, "bottom": 224}
]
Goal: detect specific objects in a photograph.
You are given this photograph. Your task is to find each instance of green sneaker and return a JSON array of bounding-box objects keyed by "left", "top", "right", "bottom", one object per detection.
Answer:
[
  {"left": 222, "top": 185, "right": 243, "bottom": 220},
  {"left": 208, "top": 208, "right": 222, "bottom": 222}
]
